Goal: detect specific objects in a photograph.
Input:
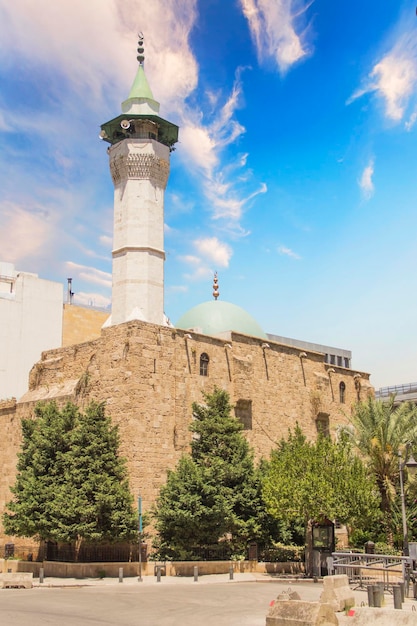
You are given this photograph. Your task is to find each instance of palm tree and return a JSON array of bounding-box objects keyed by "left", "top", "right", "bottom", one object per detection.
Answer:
[{"left": 347, "top": 396, "right": 417, "bottom": 545}]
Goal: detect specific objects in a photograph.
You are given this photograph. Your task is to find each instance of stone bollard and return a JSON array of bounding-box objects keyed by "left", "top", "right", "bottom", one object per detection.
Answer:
[
  {"left": 372, "top": 585, "right": 382, "bottom": 607},
  {"left": 399, "top": 581, "right": 405, "bottom": 602},
  {"left": 393, "top": 584, "right": 402, "bottom": 609},
  {"left": 367, "top": 585, "right": 374, "bottom": 607},
  {"left": 156, "top": 566, "right": 161, "bottom": 582},
  {"left": 118, "top": 567, "right": 123, "bottom": 583},
  {"left": 229, "top": 566, "right": 234, "bottom": 580},
  {"left": 193, "top": 566, "right": 198, "bottom": 582},
  {"left": 39, "top": 568, "right": 44, "bottom": 584}
]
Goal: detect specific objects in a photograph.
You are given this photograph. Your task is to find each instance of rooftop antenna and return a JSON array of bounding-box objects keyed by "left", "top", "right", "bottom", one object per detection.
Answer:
[{"left": 213, "top": 272, "right": 219, "bottom": 300}]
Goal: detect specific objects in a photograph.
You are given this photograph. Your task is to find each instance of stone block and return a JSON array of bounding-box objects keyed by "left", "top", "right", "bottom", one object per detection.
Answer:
[
  {"left": 276, "top": 589, "right": 302, "bottom": 601},
  {"left": 0, "top": 572, "right": 33, "bottom": 589},
  {"left": 319, "top": 574, "right": 354, "bottom": 612},
  {"left": 266, "top": 600, "right": 338, "bottom": 625},
  {"left": 346, "top": 607, "right": 417, "bottom": 625}
]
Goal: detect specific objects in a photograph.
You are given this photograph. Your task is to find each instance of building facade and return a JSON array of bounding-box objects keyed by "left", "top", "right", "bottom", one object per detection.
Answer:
[
  {"left": 0, "top": 41, "right": 374, "bottom": 546},
  {"left": 0, "top": 262, "right": 63, "bottom": 401},
  {"left": 0, "top": 319, "right": 372, "bottom": 544}
]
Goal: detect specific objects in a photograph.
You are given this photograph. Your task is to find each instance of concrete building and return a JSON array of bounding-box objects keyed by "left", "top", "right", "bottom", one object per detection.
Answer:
[{"left": 0, "top": 262, "right": 63, "bottom": 401}]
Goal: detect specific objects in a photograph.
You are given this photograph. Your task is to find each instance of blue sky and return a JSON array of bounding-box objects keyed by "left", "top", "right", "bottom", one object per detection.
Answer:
[{"left": 0, "top": 0, "right": 416, "bottom": 389}]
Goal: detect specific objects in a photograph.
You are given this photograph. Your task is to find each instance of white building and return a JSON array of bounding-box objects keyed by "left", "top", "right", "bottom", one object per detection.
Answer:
[{"left": 0, "top": 261, "right": 63, "bottom": 400}]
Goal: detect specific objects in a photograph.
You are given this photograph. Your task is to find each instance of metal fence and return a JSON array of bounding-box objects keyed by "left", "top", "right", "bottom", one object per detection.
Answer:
[
  {"left": 331, "top": 552, "right": 409, "bottom": 591},
  {"left": 376, "top": 382, "right": 417, "bottom": 398},
  {"left": 1, "top": 542, "right": 147, "bottom": 563}
]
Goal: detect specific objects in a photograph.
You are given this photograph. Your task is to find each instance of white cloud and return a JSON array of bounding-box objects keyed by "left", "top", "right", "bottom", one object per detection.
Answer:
[
  {"left": 0, "top": 201, "right": 55, "bottom": 266},
  {"left": 65, "top": 261, "right": 112, "bottom": 289},
  {"left": 194, "top": 238, "right": 232, "bottom": 268},
  {"left": 178, "top": 255, "right": 201, "bottom": 265},
  {"left": 359, "top": 159, "right": 375, "bottom": 200},
  {"left": 0, "top": 0, "right": 198, "bottom": 110},
  {"left": 239, "top": 0, "right": 312, "bottom": 73},
  {"left": 99, "top": 235, "right": 113, "bottom": 248},
  {"left": 168, "top": 285, "right": 188, "bottom": 293},
  {"left": 178, "top": 237, "right": 233, "bottom": 282},
  {"left": 278, "top": 245, "right": 301, "bottom": 260},
  {"left": 349, "top": 19, "right": 417, "bottom": 126},
  {"left": 184, "top": 265, "right": 214, "bottom": 282},
  {"left": 405, "top": 110, "right": 417, "bottom": 132},
  {"left": 179, "top": 69, "right": 266, "bottom": 225}
]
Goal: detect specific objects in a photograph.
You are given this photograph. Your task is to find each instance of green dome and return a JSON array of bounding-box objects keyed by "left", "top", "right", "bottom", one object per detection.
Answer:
[{"left": 176, "top": 300, "right": 266, "bottom": 339}]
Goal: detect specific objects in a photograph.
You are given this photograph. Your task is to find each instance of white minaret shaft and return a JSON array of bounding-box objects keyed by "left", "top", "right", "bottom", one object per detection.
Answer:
[
  {"left": 100, "top": 36, "right": 178, "bottom": 327},
  {"left": 109, "top": 135, "right": 169, "bottom": 326}
]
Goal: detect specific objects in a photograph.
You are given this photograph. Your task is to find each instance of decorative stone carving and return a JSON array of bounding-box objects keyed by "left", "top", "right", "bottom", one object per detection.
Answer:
[{"left": 110, "top": 153, "right": 169, "bottom": 187}]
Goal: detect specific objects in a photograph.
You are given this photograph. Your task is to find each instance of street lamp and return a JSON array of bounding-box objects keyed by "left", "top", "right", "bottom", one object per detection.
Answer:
[{"left": 399, "top": 449, "right": 417, "bottom": 556}]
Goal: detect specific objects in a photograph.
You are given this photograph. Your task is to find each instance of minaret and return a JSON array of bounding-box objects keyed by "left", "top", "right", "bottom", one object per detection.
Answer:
[{"left": 100, "top": 36, "right": 178, "bottom": 326}]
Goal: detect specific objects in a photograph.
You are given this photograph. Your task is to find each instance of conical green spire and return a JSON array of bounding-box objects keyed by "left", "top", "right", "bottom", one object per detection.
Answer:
[
  {"left": 127, "top": 64, "right": 155, "bottom": 101},
  {"left": 100, "top": 35, "right": 178, "bottom": 148},
  {"left": 121, "top": 34, "right": 160, "bottom": 115}
]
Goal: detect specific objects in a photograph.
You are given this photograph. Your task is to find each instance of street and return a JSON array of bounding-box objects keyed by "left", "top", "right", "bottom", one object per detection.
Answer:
[{"left": 0, "top": 581, "right": 305, "bottom": 626}]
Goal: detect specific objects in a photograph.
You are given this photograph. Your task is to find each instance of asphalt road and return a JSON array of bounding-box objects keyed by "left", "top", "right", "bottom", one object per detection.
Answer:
[{"left": 0, "top": 581, "right": 287, "bottom": 626}]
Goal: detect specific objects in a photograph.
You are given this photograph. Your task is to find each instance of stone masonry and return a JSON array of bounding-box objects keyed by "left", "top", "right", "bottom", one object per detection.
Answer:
[{"left": 0, "top": 320, "right": 372, "bottom": 544}]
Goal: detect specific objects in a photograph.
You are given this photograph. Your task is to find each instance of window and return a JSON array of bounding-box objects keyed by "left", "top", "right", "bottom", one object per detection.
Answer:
[
  {"left": 339, "top": 381, "right": 346, "bottom": 404},
  {"left": 316, "top": 412, "right": 330, "bottom": 437},
  {"left": 200, "top": 353, "right": 209, "bottom": 376},
  {"left": 344, "top": 357, "right": 350, "bottom": 368},
  {"left": 234, "top": 399, "right": 252, "bottom": 430},
  {"left": 330, "top": 354, "right": 336, "bottom": 365},
  {"left": 337, "top": 356, "right": 343, "bottom": 367}
]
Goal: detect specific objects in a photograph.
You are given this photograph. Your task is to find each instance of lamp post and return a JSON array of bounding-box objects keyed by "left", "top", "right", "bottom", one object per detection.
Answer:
[
  {"left": 398, "top": 449, "right": 417, "bottom": 556},
  {"left": 138, "top": 495, "right": 143, "bottom": 582}
]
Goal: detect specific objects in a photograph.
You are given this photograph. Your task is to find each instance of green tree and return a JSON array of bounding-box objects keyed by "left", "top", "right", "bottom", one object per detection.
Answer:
[
  {"left": 3, "top": 401, "right": 137, "bottom": 557},
  {"left": 153, "top": 387, "right": 269, "bottom": 559},
  {"left": 346, "top": 396, "right": 417, "bottom": 545},
  {"left": 262, "top": 426, "right": 380, "bottom": 570}
]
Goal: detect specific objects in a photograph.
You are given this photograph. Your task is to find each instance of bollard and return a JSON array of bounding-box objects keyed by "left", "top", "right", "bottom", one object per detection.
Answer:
[
  {"left": 399, "top": 581, "right": 405, "bottom": 602},
  {"left": 393, "top": 585, "right": 402, "bottom": 609},
  {"left": 156, "top": 566, "right": 161, "bottom": 582},
  {"left": 39, "top": 567, "right": 44, "bottom": 584},
  {"left": 367, "top": 585, "right": 374, "bottom": 607},
  {"left": 119, "top": 567, "right": 123, "bottom": 583},
  {"left": 194, "top": 565, "right": 198, "bottom": 582},
  {"left": 373, "top": 585, "right": 382, "bottom": 608},
  {"left": 229, "top": 566, "right": 234, "bottom": 581}
]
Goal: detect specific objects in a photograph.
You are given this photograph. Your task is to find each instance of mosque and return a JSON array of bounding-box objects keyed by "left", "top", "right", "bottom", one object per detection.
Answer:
[{"left": 0, "top": 39, "right": 372, "bottom": 546}]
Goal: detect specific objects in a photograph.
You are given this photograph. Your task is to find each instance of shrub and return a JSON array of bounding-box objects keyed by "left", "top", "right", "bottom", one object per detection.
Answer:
[{"left": 259, "top": 543, "right": 304, "bottom": 563}]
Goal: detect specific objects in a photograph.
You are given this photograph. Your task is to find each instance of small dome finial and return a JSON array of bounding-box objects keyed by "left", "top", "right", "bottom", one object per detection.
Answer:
[
  {"left": 137, "top": 33, "right": 145, "bottom": 66},
  {"left": 213, "top": 272, "right": 219, "bottom": 300}
]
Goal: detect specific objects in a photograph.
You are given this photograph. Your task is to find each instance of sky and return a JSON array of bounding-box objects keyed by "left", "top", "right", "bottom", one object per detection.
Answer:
[{"left": 0, "top": 0, "right": 416, "bottom": 390}]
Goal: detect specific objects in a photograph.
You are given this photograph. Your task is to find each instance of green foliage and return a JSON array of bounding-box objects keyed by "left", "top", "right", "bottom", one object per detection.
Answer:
[
  {"left": 345, "top": 396, "right": 417, "bottom": 543},
  {"left": 259, "top": 543, "right": 305, "bottom": 563},
  {"left": 3, "top": 401, "right": 137, "bottom": 550},
  {"left": 153, "top": 387, "right": 272, "bottom": 559},
  {"left": 262, "top": 426, "right": 380, "bottom": 533}
]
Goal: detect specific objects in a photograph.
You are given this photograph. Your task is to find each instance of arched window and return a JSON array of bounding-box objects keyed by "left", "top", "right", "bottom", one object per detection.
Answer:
[
  {"left": 200, "top": 353, "right": 209, "bottom": 376},
  {"left": 339, "top": 381, "right": 346, "bottom": 404}
]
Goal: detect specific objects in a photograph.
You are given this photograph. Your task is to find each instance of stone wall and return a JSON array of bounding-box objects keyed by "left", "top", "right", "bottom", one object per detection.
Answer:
[
  {"left": 0, "top": 320, "right": 372, "bottom": 544},
  {"left": 62, "top": 304, "right": 109, "bottom": 347}
]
